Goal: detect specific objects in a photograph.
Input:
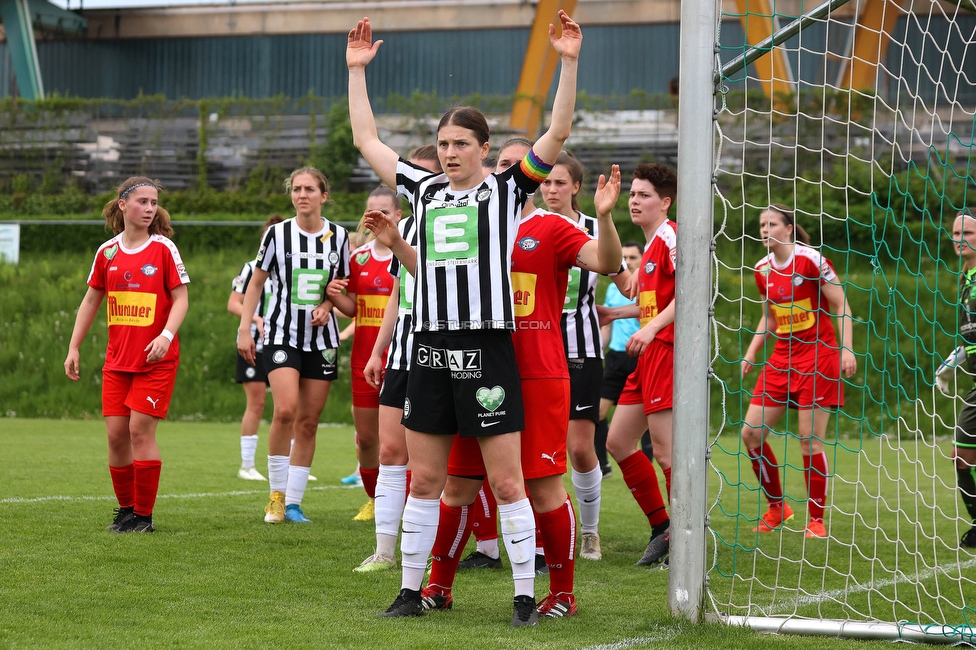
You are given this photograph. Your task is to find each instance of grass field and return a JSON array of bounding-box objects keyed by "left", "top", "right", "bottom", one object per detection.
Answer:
[{"left": 4, "top": 420, "right": 967, "bottom": 649}]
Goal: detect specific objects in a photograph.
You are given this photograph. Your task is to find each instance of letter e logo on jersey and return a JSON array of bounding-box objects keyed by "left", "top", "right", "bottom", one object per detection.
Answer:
[
  {"left": 476, "top": 386, "right": 505, "bottom": 412},
  {"left": 426, "top": 206, "right": 479, "bottom": 263},
  {"left": 292, "top": 269, "right": 327, "bottom": 306}
]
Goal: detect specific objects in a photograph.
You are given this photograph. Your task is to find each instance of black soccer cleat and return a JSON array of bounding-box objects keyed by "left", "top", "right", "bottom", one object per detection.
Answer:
[
  {"left": 115, "top": 514, "right": 154, "bottom": 534},
  {"left": 510, "top": 595, "right": 539, "bottom": 627},
  {"left": 534, "top": 553, "right": 549, "bottom": 575},
  {"left": 457, "top": 550, "right": 503, "bottom": 570},
  {"left": 106, "top": 506, "right": 135, "bottom": 532},
  {"left": 636, "top": 528, "right": 670, "bottom": 567},
  {"left": 961, "top": 526, "right": 976, "bottom": 549},
  {"left": 378, "top": 588, "right": 424, "bottom": 618}
]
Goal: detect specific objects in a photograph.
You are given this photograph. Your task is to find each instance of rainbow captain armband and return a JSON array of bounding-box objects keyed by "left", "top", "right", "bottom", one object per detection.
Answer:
[{"left": 520, "top": 148, "right": 554, "bottom": 184}]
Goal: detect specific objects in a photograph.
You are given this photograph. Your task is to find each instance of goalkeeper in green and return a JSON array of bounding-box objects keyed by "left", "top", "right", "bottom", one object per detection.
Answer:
[{"left": 939, "top": 211, "right": 976, "bottom": 548}]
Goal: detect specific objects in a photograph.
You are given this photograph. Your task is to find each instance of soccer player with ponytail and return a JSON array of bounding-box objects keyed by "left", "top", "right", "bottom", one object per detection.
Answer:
[
  {"left": 740, "top": 204, "right": 856, "bottom": 539},
  {"left": 64, "top": 176, "right": 190, "bottom": 534}
]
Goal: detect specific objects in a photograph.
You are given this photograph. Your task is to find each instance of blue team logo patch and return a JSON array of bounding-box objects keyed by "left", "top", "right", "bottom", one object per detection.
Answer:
[
  {"left": 793, "top": 275, "right": 804, "bottom": 286},
  {"left": 518, "top": 237, "right": 539, "bottom": 251},
  {"left": 644, "top": 261, "right": 656, "bottom": 274},
  {"left": 141, "top": 264, "right": 158, "bottom": 276}
]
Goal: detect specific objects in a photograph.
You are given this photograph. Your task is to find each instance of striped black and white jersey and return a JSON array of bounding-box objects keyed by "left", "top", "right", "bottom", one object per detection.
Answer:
[
  {"left": 385, "top": 215, "right": 417, "bottom": 371},
  {"left": 255, "top": 216, "right": 350, "bottom": 351},
  {"left": 231, "top": 259, "right": 273, "bottom": 352},
  {"left": 561, "top": 213, "right": 626, "bottom": 359},
  {"left": 395, "top": 151, "right": 550, "bottom": 332}
]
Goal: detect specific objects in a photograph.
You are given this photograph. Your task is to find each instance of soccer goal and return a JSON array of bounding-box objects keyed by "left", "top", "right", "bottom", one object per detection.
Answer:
[{"left": 670, "top": 0, "right": 976, "bottom": 642}]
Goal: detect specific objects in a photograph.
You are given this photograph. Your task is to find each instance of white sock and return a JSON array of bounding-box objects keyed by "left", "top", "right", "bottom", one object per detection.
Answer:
[
  {"left": 498, "top": 498, "right": 536, "bottom": 597},
  {"left": 400, "top": 496, "right": 440, "bottom": 591},
  {"left": 572, "top": 465, "right": 603, "bottom": 534},
  {"left": 285, "top": 465, "right": 311, "bottom": 506},
  {"left": 476, "top": 537, "right": 499, "bottom": 559},
  {"left": 267, "top": 455, "right": 289, "bottom": 493},
  {"left": 375, "top": 464, "right": 408, "bottom": 557},
  {"left": 240, "top": 434, "right": 258, "bottom": 469}
]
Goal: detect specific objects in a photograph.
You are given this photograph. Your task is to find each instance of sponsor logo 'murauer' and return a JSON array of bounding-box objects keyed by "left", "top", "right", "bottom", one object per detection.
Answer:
[{"left": 107, "top": 292, "right": 156, "bottom": 326}]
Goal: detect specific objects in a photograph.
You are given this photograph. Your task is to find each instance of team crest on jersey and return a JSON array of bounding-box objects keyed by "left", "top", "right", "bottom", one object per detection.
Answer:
[
  {"left": 141, "top": 264, "right": 157, "bottom": 276},
  {"left": 644, "top": 261, "right": 657, "bottom": 274},
  {"left": 104, "top": 244, "right": 119, "bottom": 260},
  {"left": 323, "top": 349, "right": 337, "bottom": 364},
  {"left": 355, "top": 251, "right": 370, "bottom": 266},
  {"left": 328, "top": 251, "right": 340, "bottom": 265},
  {"left": 476, "top": 188, "right": 492, "bottom": 202},
  {"left": 518, "top": 237, "right": 538, "bottom": 251},
  {"left": 793, "top": 275, "right": 804, "bottom": 286},
  {"left": 272, "top": 350, "right": 287, "bottom": 364}
]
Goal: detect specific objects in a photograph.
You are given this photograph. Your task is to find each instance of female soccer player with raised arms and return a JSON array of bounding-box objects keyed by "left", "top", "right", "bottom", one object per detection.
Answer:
[
  {"left": 347, "top": 11, "right": 581, "bottom": 626},
  {"left": 237, "top": 167, "right": 350, "bottom": 525},
  {"left": 740, "top": 205, "right": 856, "bottom": 539}
]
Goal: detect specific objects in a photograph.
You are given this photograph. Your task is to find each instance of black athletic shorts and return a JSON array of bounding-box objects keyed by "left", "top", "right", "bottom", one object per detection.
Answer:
[
  {"left": 568, "top": 357, "right": 603, "bottom": 424},
  {"left": 379, "top": 368, "right": 409, "bottom": 409},
  {"left": 957, "top": 388, "right": 976, "bottom": 448},
  {"left": 402, "top": 329, "right": 524, "bottom": 438},
  {"left": 601, "top": 349, "right": 638, "bottom": 403},
  {"left": 236, "top": 351, "right": 270, "bottom": 384},
  {"left": 263, "top": 344, "right": 338, "bottom": 381}
]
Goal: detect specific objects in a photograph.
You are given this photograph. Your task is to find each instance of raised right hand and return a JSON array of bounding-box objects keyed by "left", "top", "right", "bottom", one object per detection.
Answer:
[{"left": 347, "top": 17, "right": 384, "bottom": 69}]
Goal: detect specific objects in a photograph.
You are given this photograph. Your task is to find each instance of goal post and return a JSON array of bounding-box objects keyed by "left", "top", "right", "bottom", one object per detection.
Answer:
[{"left": 670, "top": 0, "right": 976, "bottom": 640}]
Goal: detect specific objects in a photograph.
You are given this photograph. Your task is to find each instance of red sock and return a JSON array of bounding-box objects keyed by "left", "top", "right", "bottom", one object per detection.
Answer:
[
  {"left": 405, "top": 470, "right": 412, "bottom": 502},
  {"left": 109, "top": 464, "right": 135, "bottom": 509},
  {"left": 132, "top": 459, "right": 162, "bottom": 517},
  {"left": 663, "top": 466, "right": 672, "bottom": 502},
  {"left": 360, "top": 466, "right": 379, "bottom": 500},
  {"left": 427, "top": 501, "right": 472, "bottom": 594},
  {"left": 804, "top": 452, "right": 829, "bottom": 521},
  {"left": 618, "top": 451, "right": 668, "bottom": 527},
  {"left": 748, "top": 442, "right": 784, "bottom": 504},
  {"left": 537, "top": 498, "right": 576, "bottom": 597},
  {"left": 471, "top": 479, "right": 498, "bottom": 543}
]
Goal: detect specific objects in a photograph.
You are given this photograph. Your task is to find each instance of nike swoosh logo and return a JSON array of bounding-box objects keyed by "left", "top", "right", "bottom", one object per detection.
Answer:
[
  {"left": 512, "top": 536, "right": 532, "bottom": 545},
  {"left": 481, "top": 421, "right": 500, "bottom": 428},
  {"left": 583, "top": 498, "right": 598, "bottom": 503},
  {"left": 574, "top": 404, "right": 592, "bottom": 411},
  {"left": 402, "top": 529, "right": 420, "bottom": 534}
]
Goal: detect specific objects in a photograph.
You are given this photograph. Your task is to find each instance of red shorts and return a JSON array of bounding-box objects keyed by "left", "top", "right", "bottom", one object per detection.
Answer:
[
  {"left": 102, "top": 361, "right": 178, "bottom": 419},
  {"left": 618, "top": 339, "right": 673, "bottom": 414},
  {"left": 750, "top": 351, "right": 844, "bottom": 410},
  {"left": 448, "top": 378, "right": 569, "bottom": 480},
  {"left": 351, "top": 366, "right": 380, "bottom": 409}
]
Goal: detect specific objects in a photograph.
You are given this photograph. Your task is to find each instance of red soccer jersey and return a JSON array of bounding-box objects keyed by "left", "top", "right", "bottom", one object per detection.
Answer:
[
  {"left": 346, "top": 240, "right": 395, "bottom": 369},
  {"left": 87, "top": 234, "right": 191, "bottom": 372},
  {"left": 637, "top": 220, "right": 677, "bottom": 344},
  {"left": 754, "top": 243, "right": 839, "bottom": 363},
  {"left": 511, "top": 210, "right": 592, "bottom": 379}
]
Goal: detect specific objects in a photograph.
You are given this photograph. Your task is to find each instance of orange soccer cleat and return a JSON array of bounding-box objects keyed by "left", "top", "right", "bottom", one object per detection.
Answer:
[
  {"left": 805, "top": 520, "right": 827, "bottom": 538},
  {"left": 753, "top": 503, "right": 795, "bottom": 533}
]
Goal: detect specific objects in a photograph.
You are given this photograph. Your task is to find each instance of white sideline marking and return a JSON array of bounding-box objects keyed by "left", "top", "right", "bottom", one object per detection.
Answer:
[
  {"left": 581, "top": 627, "right": 678, "bottom": 650},
  {"left": 0, "top": 485, "right": 351, "bottom": 505},
  {"left": 771, "top": 558, "right": 976, "bottom": 614}
]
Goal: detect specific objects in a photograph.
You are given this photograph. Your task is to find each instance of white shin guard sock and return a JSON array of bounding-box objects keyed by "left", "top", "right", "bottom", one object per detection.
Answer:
[
  {"left": 267, "top": 455, "right": 289, "bottom": 493},
  {"left": 240, "top": 434, "right": 259, "bottom": 468},
  {"left": 572, "top": 465, "right": 603, "bottom": 534},
  {"left": 498, "top": 498, "right": 536, "bottom": 597},
  {"left": 375, "top": 464, "right": 408, "bottom": 557},
  {"left": 400, "top": 496, "right": 440, "bottom": 591},
  {"left": 285, "top": 465, "right": 310, "bottom": 507}
]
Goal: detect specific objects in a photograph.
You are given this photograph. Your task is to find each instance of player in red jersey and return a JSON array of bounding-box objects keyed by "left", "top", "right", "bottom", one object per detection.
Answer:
[
  {"left": 741, "top": 204, "right": 856, "bottom": 539},
  {"left": 420, "top": 140, "right": 623, "bottom": 619},
  {"left": 64, "top": 176, "right": 190, "bottom": 534},
  {"left": 599, "top": 163, "right": 677, "bottom": 567},
  {"left": 334, "top": 186, "right": 400, "bottom": 522}
]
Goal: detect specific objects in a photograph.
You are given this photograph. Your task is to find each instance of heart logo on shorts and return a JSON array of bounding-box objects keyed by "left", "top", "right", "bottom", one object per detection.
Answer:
[{"left": 476, "top": 386, "right": 505, "bottom": 412}]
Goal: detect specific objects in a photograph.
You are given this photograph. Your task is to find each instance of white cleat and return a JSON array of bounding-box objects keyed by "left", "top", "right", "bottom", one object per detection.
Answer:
[{"left": 238, "top": 466, "right": 267, "bottom": 481}]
